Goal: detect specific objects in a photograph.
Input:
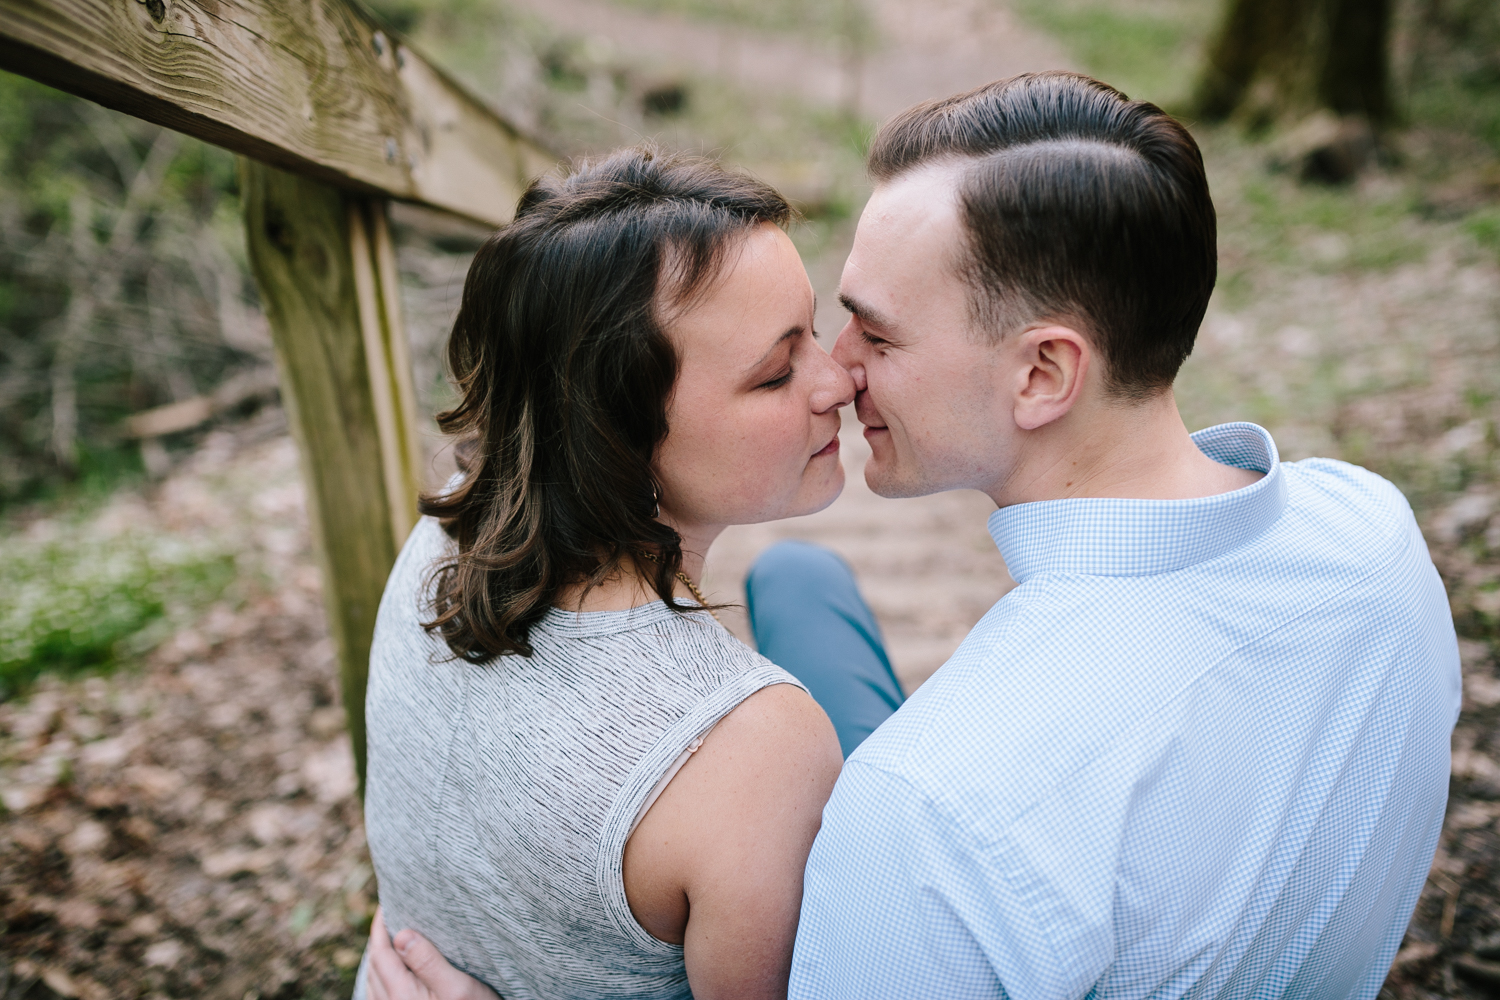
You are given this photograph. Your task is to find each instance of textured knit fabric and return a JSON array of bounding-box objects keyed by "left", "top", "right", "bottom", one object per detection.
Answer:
[
  {"left": 789, "top": 422, "right": 1462, "bottom": 1000},
  {"left": 363, "top": 515, "right": 805, "bottom": 1000},
  {"left": 747, "top": 540, "right": 905, "bottom": 757}
]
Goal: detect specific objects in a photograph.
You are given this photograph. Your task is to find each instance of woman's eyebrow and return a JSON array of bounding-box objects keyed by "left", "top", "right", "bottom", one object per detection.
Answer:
[{"left": 746, "top": 327, "right": 802, "bottom": 371}]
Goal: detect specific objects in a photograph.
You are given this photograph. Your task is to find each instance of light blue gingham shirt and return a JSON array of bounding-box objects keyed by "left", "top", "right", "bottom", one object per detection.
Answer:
[{"left": 790, "top": 423, "right": 1460, "bottom": 1000}]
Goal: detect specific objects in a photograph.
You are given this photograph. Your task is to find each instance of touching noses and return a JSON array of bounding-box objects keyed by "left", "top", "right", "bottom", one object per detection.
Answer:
[
  {"left": 810, "top": 337, "right": 856, "bottom": 414},
  {"left": 831, "top": 317, "right": 868, "bottom": 394}
]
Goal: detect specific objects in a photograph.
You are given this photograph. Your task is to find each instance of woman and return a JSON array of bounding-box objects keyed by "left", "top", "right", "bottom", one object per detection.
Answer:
[{"left": 360, "top": 147, "right": 905, "bottom": 1000}]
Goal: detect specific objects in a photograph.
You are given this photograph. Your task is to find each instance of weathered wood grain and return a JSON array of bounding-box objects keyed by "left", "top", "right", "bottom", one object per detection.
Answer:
[
  {"left": 241, "top": 159, "right": 420, "bottom": 792},
  {"left": 0, "top": 0, "right": 554, "bottom": 227},
  {"left": 349, "top": 199, "right": 422, "bottom": 547}
]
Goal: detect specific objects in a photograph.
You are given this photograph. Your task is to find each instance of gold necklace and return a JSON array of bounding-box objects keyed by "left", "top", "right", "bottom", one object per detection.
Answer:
[{"left": 638, "top": 551, "right": 721, "bottom": 624}]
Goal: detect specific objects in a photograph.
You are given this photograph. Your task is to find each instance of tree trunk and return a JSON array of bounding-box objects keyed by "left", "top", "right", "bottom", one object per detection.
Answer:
[
  {"left": 1320, "top": 0, "right": 1394, "bottom": 122},
  {"left": 1195, "top": 0, "right": 1393, "bottom": 125}
]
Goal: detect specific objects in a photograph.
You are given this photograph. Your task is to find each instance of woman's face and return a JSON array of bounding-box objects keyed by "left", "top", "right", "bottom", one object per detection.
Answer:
[{"left": 654, "top": 223, "right": 853, "bottom": 535}]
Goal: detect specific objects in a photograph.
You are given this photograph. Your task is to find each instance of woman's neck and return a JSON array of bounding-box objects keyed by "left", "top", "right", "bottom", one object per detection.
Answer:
[
  {"left": 671, "top": 519, "right": 721, "bottom": 585},
  {"left": 555, "top": 521, "right": 722, "bottom": 614}
]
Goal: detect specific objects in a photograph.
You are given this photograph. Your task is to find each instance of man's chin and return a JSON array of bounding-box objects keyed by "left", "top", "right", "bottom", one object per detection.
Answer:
[{"left": 863, "top": 459, "right": 934, "bottom": 500}]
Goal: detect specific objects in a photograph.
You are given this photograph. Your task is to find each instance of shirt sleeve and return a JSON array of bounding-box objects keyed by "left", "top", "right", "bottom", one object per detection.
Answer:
[{"left": 788, "top": 759, "right": 1024, "bottom": 1000}]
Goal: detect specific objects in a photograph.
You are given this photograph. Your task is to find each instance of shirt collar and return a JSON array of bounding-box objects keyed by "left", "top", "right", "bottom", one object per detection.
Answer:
[{"left": 988, "top": 422, "right": 1288, "bottom": 582}]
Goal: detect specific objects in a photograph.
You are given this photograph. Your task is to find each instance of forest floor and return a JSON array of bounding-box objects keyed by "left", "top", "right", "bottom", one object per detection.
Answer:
[
  {"left": 0, "top": 417, "right": 372, "bottom": 1000},
  {"left": 4, "top": 0, "right": 1500, "bottom": 997}
]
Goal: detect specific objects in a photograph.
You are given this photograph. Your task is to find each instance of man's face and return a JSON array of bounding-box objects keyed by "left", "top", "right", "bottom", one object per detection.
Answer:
[{"left": 831, "top": 163, "right": 1016, "bottom": 499}]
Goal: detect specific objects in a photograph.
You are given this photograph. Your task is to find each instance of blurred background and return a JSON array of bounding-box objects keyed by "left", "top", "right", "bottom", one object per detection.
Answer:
[{"left": 2, "top": 0, "right": 1499, "bottom": 996}]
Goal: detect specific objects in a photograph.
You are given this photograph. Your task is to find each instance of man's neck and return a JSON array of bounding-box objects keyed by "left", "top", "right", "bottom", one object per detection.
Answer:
[{"left": 986, "top": 391, "right": 1263, "bottom": 508}]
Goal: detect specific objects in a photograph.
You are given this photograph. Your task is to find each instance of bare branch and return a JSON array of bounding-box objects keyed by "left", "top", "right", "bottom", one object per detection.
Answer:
[{"left": 47, "top": 129, "right": 183, "bottom": 467}]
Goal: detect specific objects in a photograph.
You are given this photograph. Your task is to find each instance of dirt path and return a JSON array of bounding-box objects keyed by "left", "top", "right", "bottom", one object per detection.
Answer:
[{"left": 506, "top": 0, "right": 1074, "bottom": 119}]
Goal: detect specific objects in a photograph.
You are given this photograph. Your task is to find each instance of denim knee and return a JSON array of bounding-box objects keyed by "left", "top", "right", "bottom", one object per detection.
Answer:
[{"left": 746, "top": 540, "right": 853, "bottom": 604}]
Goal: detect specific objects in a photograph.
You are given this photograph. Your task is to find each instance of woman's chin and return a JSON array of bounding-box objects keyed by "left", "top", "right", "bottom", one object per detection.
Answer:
[
  {"left": 787, "top": 464, "right": 846, "bottom": 519},
  {"left": 716, "top": 465, "right": 845, "bottom": 527}
]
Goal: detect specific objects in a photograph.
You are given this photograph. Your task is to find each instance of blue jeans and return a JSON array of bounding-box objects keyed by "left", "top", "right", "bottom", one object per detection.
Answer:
[{"left": 745, "top": 541, "right": 905, "bottom": 757}]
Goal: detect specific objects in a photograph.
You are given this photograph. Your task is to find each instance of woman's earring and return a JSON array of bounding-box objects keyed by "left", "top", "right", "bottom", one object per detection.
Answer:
[{"left": 651, "top": 485, "right": 660, "bottom": 519}]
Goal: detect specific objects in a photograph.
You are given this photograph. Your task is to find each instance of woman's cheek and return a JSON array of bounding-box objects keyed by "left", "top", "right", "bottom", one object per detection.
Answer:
[{"left": 731, "top": 428, "right": 798, "bottom": 513}]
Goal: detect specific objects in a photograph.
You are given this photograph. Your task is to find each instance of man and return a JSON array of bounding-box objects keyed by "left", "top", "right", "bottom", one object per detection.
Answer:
[
  {"left": 786, "top": 71, "right": 1459, "bottom": 998},
  {"left": 369, "top": 72, "right": 1459, "bottom": 998}
]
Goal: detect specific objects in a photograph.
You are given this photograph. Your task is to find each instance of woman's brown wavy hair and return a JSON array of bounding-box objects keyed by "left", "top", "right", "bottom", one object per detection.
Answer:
[{"left": 420, "top": 146, "right": 791, "bottom": 660}]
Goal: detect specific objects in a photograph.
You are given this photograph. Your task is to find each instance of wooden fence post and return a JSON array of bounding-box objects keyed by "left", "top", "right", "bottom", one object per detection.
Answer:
[
  {"left": 349, "top": 199, "right": 423, "bottom": 544},
  {"left": 2, "top": 0, "right": 550, "bottom": 800},
  {"left": 239, "top": 158, "right": 422, "bottom": 796}
]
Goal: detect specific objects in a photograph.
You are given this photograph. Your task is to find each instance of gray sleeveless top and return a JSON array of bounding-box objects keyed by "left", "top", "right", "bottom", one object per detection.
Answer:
[{"left": 362, "top": 516, "right": 804, "bottom": 1000}]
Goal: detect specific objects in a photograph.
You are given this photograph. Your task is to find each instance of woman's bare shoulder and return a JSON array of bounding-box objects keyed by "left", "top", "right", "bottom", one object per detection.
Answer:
[
  {"left": 622, "top": 682, "right": 842, "bottom": 953},
  {"left": 672, "top": 681, "right": 842, "bottom": 826}
]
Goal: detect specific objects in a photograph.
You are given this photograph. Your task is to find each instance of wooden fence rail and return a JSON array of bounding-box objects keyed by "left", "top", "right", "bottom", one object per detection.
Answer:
[
  {"left": 0, "top": 0, "right": 553, "bottom": 226},
  {"left": 0, "top": 0, "right": 556, "bottom": 792}
]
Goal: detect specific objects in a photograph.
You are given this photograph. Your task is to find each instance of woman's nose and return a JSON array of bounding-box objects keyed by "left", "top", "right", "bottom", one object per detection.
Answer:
[{"left": 810, "top": 345, "right": 856, "bottom": 413}]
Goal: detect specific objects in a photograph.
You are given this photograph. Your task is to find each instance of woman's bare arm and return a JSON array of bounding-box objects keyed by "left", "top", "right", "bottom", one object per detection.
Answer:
[
  {"left": 366, "top": 683, "right": 843, "bottom": 1000},
  {"left": 623, "top": 683, "right": 843, "bottom": 998}
]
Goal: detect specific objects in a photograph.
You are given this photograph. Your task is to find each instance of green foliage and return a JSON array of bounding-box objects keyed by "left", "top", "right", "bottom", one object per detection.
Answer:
[
  {"left": 0, "top": 520, "right": 235, "bottom": 698},
  {"left": 634, "top": 77, "right": 871, "bottom": 215},
  {"left": 1013, "top": 0, "right": 1216, "bottom": 109},
  {"left": 1408, "top": 80, "right": 1500, "bottom": 154},
  {"left": 1463, "top": 207, "right": 1500, "bottom": 254},
  {"left": 0, "top": 70, "right": 265, "bottom": 511},
  {"left": 382, "top": 0, "right": 875, "bottom": 47},
  {"left": 1403, "top": 0, "right": 1500, "bottom": 152},
  {"left": 1228, "top": 169, "right": 1427, "bottom": 274},
  {"left": 389, "top": 0, "right": 873, "bottom": 221},
  {"left": 1023, "top": 0, "right": 1500, "bottom": 156},
  {"left": 360, "top": 0, "right": 427, "bottom": 33}
]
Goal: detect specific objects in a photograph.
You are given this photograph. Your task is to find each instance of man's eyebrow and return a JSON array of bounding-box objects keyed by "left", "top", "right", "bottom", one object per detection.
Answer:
[
  {"left": 839, "top": 292, "right": 897, "bottom": 333},
  {"left": 747, "top": 327, "right": 802, "bottom": 371}
]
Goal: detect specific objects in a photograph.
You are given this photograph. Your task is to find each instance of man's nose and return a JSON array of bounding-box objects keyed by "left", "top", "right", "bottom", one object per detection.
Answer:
[{"left": 831, "top": 319, "right": 867, "bottom": 393}]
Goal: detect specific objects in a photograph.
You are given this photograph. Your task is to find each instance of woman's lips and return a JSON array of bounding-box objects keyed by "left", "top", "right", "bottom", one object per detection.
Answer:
[{"left": 813, "top": 435, "right": 840, "bottom": 458}]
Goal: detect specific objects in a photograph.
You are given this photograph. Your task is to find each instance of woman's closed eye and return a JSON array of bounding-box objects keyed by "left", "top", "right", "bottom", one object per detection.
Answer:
[
  {"left": 758, "top": 367, "right": 795, "bottom": 390},
  {"left": 756, "top": 331, "right": 812, "bottom": 390}
]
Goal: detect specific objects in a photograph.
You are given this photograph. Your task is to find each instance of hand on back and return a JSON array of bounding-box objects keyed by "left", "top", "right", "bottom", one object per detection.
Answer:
[{"left": 366, "top": 907, "right": 501, "bottom": 1000}]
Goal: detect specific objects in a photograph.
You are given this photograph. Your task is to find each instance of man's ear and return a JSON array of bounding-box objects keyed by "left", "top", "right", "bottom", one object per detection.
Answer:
[{"left": 1011, "top": 325, "right": 1090, "bottom": 431}]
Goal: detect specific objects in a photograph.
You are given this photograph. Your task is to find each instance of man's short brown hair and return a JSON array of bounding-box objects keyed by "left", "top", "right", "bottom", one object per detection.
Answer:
[{"left": 867, "top": 72, "right": 1217, "bottom": 399}]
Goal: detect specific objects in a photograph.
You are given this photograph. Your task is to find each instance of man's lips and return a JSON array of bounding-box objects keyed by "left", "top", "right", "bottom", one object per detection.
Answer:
[{"left": 853, "top": 390, "right": 887, "bottom": 434}]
